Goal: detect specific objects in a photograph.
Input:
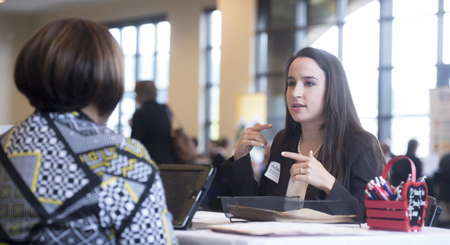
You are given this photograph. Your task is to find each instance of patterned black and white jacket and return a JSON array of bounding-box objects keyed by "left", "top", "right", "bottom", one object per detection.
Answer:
[{"left": 0, "top": 111, "right": 178, "bottom": 245}]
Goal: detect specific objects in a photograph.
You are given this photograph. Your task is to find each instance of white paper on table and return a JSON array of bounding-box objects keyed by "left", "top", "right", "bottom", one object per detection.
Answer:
[
  {"left": 192, "top": 211, "right": 245, "bottom": 224},
  {"left": 209, "top": 221, "right": 376, "bottom": 236},
  {"left": 0, "top": 125, "right": 13, "bottom": 135}
]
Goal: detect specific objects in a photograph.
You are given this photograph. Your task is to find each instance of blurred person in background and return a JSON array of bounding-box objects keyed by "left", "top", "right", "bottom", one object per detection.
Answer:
[
  {"left": 435, "top": 152, "right": 450, "bottom": 228},
  {"left": 131, "top": 80, "right": 176, "bottom": 164},
  {"left": 202, "top": 137, "right": 233, "bottom": 211},
  {"left": 390, "top": 139, "right": 423, "bottom": 186},
  {"left": 208, "top": 139, "right": 219, "bottom": 161},
  {"left": 380, "top": 139, "right": 395, "bottom": 163},
  {"left": 405, "top": 139, "right": 423, "bottom": 176}
]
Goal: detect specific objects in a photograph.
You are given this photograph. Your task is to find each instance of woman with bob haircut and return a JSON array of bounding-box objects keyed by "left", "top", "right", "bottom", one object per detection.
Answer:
[
  {"left": 222, "top": 47, "right": 385, "bottom": 219},
  {"left": 0, "top": 18, "right": 177, "bottom": 244}
]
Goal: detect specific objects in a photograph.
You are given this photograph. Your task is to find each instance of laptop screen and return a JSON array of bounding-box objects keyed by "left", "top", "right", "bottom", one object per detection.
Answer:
[{"left": 158, "top": 164, "right": 215, "bottom": 229}]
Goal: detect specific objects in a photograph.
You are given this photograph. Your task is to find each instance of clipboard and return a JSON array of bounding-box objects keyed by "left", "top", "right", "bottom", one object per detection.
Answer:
[{"left": 158, "top": 164, "right": 216, "bottom": 230}]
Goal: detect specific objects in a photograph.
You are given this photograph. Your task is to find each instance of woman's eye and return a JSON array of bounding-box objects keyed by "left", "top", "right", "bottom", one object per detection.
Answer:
[
  {"left": 288, "top": 81, "right": 296, "bottom": 87},
  {"left": 306, "top": 81, "right": 315, "bottom": 87}
]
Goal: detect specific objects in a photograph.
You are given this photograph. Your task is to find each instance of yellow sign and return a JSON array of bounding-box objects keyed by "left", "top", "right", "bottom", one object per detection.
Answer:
[{"left": 235, "top": 93, "right": 267, "bottom": 124}]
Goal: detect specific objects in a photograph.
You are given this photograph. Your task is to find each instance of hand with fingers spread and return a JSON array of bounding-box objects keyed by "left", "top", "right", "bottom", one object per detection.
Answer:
[
  {"left": 282, "top": 150, "right": 336, "bottom": 195},
  {"left": 234, "top": 123, "right": 273, "bottom": 161}
]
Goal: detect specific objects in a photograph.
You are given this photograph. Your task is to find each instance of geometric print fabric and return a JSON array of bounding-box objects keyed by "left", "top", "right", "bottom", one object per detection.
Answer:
[
  {"left": 99, "top": 175, "right": 137, "bottom": 230},
  {"left": 120, "top": 176, "right": 174, "bottom": 245},
  {"left": 80, "top": 147, "right": 153, "bottom": 183},
  {"left": 0, "top": 162, "right": 39, "bottom": 241},
  {"left": 0, "top": 111, "right": 178, "bottom": 244},
  {"left": 54, "top": 112, "right": 122, "bottom": 154},
  {"left": 28, "top": 214, "right": 113, "bottom": 245},
  {"left": 4, "top": 114, "right": 88, "bottom": 210}
]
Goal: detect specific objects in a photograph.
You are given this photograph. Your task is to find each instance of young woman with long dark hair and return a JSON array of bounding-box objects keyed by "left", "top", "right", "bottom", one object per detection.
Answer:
[{"left": 222, "top": 47, "right": 385, "bottom": 214}]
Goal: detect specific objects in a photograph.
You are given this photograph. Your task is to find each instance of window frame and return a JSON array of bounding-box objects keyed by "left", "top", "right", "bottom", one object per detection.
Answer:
[
  {"left": 257, "top": 0, "right": 449, "bottom": 156},
  {"left": 105, "top": 15, "right": 169, "bottom": 136},
  {"left": 203, "top": 8, "right": 222, "bottom": 153}
]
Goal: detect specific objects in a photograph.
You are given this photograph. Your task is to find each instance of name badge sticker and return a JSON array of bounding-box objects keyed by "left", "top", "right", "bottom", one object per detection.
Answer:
[{"left": 264, "top": 161, "right": 281, "bottom": 184}]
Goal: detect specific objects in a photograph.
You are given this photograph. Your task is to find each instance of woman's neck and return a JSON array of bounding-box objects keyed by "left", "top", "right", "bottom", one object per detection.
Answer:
[
  {"left": 300, "top": 123, "right": 324, "bottom": 144},
  {"left": 81, "top": 104, "right": 110, "bottom": 125},
  {"left": 299, "top": 123, "right": 325, "bottom": 156}
]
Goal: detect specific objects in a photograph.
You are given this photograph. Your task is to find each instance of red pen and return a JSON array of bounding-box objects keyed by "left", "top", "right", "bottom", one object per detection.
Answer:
[{"left": 370, "top": 180, "right": 389, "bottom": 201}]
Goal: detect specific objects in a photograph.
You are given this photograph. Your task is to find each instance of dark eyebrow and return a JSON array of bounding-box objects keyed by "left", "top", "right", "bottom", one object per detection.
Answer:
[
  {"left": 287, "top": 76, "right": 318, "bottom": 80},
  {"left": 302, "top": 76, "right": 318, "bottom": 80}
]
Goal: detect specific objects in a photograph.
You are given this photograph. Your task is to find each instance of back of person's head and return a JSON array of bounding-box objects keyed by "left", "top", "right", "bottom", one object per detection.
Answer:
[
  {"left": 135, "top": 80, "right": 157, "bottom": 105},
  {"left": 218, "top": 137, "right": 230, "bottom": 149},
  {"left": 439, "top": 152, "right": 450, "bottom": 170},
  {"left": 209, "top": 140, "right": 218, "bottom": 149},
  {"left": 209, "top": 140, "right": 218, "bottom": 155},
  {"left": 380, "top": 143, "right": 389, "bottom": 154},
  {"left": 406, "top": 139, "right": 418, "bottom": 155},
  {"left": 14, "top": 18, "right": 124, "bottom": 116}
]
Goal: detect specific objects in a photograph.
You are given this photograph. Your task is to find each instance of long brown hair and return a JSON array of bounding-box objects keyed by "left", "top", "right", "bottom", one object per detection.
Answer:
[{"left": 283, "top": 47, "right": 363, "bottom": 185}]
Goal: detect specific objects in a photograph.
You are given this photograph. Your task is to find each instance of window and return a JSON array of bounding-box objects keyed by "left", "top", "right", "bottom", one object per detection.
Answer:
[
  {"left": 390, "top": 0, "right": 438, "bottom": 157},
  {"left": 204, "top": 10, "right": 222, "bottom": 148},
  {"left": 107, "top": 17, "right": 171, "bottom": 137},
  {"left": 256, "top": 0, "right": 380, "bottom": 140},
  {"left": 444, "top": 0, "right": 450, "bottom": 64},
  {"left": 257, "top": 0, "right": 448, "bottom": 157}
]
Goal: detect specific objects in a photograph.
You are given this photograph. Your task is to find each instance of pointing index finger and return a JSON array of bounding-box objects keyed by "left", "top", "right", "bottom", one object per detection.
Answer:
[
  {"left": 281, "top": 151, "right": 309, "bottom": 161},
  {"left": 251, "top": 123, "right": 272, "bottom": 132}
]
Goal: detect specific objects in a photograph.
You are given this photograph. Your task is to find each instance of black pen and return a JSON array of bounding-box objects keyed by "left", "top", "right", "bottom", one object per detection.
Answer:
[{"left": 367, "top": 183, "right": 380, "bottom": 200}]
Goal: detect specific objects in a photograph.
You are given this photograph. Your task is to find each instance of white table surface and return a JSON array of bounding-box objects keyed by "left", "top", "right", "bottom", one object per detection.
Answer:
[
  {"left": 0, "top": 125, "right": 13, "bottom": 135},
  {"left": 174, "top": 211, "right": 450, "bottom": 245}
]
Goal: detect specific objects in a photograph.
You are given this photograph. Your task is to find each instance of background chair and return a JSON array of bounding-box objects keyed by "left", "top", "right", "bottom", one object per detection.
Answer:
[
  {"left": 435, "top": 168, "right": 450, "bottom": 202},
  {"left": 434, "top": 169, "right": 450, "bottom": 228},
  {"left": 425, "top": 196, "right": 442, "bottom": 227}
]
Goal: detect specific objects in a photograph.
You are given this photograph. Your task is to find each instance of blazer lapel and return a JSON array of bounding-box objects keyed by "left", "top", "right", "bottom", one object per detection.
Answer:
[{"left": 269, "top": 131, "right": 300, "bottom": 196}]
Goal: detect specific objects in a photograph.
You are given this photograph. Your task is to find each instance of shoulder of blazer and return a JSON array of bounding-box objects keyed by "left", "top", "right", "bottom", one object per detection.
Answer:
[
  {"left": 344, "top": 129, "right": 378, "bottom": 152},
  {"left": 343, "top": 129, "right": 384, "bottom": 169}
]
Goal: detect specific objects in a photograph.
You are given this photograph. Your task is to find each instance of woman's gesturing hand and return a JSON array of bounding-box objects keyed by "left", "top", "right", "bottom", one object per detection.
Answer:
[
  {"left": 282, "top": 150, "right": 336, "bottom": 195},
  {"left": 234, "top": 123, "right": 272, "bottom": 161}
]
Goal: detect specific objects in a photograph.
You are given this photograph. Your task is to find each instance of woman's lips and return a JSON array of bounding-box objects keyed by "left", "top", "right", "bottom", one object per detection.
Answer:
[{"left": 292, "top": 103, "right": 305, "bottom": 111}]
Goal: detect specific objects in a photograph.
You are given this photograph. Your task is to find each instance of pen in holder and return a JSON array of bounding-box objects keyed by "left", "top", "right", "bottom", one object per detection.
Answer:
[{"left": 364, "top": 155, "right": 428, "bottom": 232}]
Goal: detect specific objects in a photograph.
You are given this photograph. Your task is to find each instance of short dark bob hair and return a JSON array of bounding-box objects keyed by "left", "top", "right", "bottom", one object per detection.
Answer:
[{"left": 14, "top": 18, "right": 124, "bottom": 116}]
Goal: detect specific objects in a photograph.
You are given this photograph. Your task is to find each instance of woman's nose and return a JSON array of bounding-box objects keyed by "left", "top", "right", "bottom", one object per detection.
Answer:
[{"left": 293, "top": 84, "right": 303, "bottom": 98}]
